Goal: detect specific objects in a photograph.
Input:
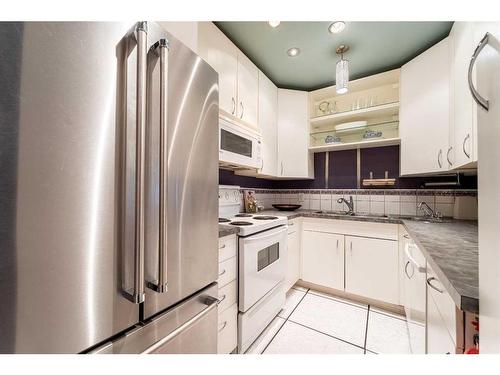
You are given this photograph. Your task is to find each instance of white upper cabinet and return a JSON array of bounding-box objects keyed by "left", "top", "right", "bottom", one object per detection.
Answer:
[
  {"left": 236, "top": 53, "right": 259, "bottom": 127},
  {"left": 277, "top": 89, "right": 314, "bottom": 178},
  {"left": 400, "top": 37, "right": 451, "bottom": 176},
  {"left": 258, "top": 72, "right": 278, "bottom": 176},
  {"left": 198, "top": 22, "right": 258, "bottom": 129}
]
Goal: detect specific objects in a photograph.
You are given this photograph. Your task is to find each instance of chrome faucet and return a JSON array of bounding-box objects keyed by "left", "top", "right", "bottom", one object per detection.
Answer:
[
  {"left": 418, "top": 202, "right": 441, "bottom": 219},
  {"left": 337, "top": 196, "right": 355, "bottom": 216}
]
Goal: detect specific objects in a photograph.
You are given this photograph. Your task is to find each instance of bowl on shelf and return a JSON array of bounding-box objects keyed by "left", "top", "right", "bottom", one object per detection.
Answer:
[{"left": 272, "top": 204, "right": 302, "bottom": 211}]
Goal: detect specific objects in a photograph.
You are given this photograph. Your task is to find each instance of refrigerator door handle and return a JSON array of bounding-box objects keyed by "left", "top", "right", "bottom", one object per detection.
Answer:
[
  {"left": 123, "top": 21, "right": 148, "bottom": 304},
  {"left": 140, "top": 296, "right": 219, "bottom": 354},
  {"left": 147, "top": 38, "right": 170, "bottom": 294}
]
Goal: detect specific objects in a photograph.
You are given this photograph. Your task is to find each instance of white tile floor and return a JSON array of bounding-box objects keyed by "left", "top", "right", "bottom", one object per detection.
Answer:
[{"left": 246, "top": 285, "right": 419, "bottom": 354}]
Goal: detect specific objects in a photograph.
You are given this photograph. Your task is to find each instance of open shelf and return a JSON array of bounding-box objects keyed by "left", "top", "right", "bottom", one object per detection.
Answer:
[
  {"left": 308, "top": 137, "right": 401, "bottom": 152},
  {"left": 310, "top": 101, "right": 399, "bottom": 128}
]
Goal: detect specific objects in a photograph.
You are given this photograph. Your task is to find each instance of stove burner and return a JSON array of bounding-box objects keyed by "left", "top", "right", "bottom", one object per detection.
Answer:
[
  {"left": 219, "top": 218, "right": 230, "bottom": 223},
  {"left": 235, "top": 213, "right": 253, "bottom": 217},
  {"left": 230, "top": 221, "right": 253, "bottom": 226},
  {"left": 253, "top": 215, "right": 279, "bottom": 220}
]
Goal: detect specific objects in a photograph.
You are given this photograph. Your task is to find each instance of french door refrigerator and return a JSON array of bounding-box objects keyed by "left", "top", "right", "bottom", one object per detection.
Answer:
[{"left": 0, "top": 21, "right": 219, "bottom": 353}]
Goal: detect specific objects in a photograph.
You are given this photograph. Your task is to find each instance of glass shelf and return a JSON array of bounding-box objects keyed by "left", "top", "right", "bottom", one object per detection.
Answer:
[{"left": 310, "top": 121, "right": 399, "bottom": 148}]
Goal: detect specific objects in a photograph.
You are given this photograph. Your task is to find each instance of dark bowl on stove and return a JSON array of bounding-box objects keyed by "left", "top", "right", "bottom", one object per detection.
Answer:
[{"left": 272, "top": 204, "right": 302, "bottom": 211}]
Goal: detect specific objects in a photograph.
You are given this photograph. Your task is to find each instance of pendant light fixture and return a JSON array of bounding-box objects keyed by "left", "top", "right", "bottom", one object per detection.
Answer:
[{"left": 335, "top": 45, "right": 350, "bottom": 94}]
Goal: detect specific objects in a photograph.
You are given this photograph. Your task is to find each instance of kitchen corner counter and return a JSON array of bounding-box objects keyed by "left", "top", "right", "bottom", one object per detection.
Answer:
[
  {"left": 219, "top": 224, "right": 239, "bottom": 238},
  {"left": 258, "top": 209, "right": 479, "bottom": 313}
]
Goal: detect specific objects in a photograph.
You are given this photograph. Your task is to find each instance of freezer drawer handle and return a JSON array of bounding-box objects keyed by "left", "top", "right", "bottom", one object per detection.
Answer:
[
  {"left": 141, "top": 296, "right": 219, "bottom": 354},
  {"left": 147, "top": 38, "right": 170, "bottom": 294},
  {"left": 468, "top": 32, "right": 490, "bottom": 111},
  {"left": 123, "top": 21, "right": 148, "bottom": 304}
]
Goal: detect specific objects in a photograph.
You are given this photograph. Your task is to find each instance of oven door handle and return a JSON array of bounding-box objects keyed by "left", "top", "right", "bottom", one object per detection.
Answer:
[{"left": 242, "top": 226, "right": 287, "bottom": 242}]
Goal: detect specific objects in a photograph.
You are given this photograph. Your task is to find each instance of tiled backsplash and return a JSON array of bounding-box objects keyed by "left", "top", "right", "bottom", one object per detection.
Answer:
[{"left": 246, "top": 189, "right": 478, "bottom": 219}]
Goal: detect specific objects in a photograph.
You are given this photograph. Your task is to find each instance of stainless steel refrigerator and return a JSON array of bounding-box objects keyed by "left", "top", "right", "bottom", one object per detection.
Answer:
[{"left": 0, "top": 21, "right": 219, "bottom": 353}]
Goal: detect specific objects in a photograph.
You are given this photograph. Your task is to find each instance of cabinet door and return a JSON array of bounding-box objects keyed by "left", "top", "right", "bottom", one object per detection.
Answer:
[
  {"left": 400, "top": 37, "right": 450, "bottom": 175},
  {"left": 258, "top": 72, "right": 278, "bottom": 175},
  {"left": 198, "top": 22, "right": 238, "bottom": 116},
  {"left": 427, "top": 293, "right": 456, "bottom": 354},
  {"left": 237, "top": 53, "right": 259, "bottom": 127},
  {"left": 345, "top": 236, "right": 399, "bottom": 304},
  {"left": 277, "top": 89, "right": 313, "bottom": 178},
  {"left": 285, "top": 223, "right": 300, "bottom": 291},
  {"left": 301, "top": 231, "right": 344, "bottom": 290},
  {"left": 451, "top": 22, "right": 476, "bottom": 168}
]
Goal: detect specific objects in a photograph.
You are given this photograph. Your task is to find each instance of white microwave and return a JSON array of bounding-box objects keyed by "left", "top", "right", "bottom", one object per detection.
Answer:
[{"left": 219, "top": 118, "right": 262, "bottom": 169}]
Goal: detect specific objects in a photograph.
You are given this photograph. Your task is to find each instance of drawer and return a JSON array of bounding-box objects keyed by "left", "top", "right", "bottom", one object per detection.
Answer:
[
  {"left": 427, "top": 263, "right": 457, "bottom": 344},
  {"left": 219, "top": 235, "right": 237, "bottom": 262},
  {"left": 218, "top": 279, "right": 237, "bottom": 313},
  {"left": 302, "top": 218, "right": 398, "bottom": 240},
  {"left": 218, "top": 256, "right": 237, "bottom": 288},
  {"left": 217, "top": 303, "right": 238, "bottom": 354}
]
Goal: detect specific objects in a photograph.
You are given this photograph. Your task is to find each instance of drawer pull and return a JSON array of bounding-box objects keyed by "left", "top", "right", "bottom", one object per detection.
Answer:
[
  {"left": 218, "top": 321, "right": 227, "bottom": 332},
  {"left": 218, "top": 244, "right": 226, "bottom": 250},
  {"left": 218, "top": 269, "right": 226, "bottom": 277},
  {"left": 289, "top": 222, "right": 294, "bottom": 226},
  {"left": 218, "top": 294, "right": 226, "bottom": 305},
  {"left": 427, "top": 277, "right": 444, "bottom": 293}
]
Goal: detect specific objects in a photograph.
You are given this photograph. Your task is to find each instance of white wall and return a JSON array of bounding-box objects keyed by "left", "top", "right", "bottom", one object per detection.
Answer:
[{"left": 157, "top": 22, "right": 198, "bottom": 53}]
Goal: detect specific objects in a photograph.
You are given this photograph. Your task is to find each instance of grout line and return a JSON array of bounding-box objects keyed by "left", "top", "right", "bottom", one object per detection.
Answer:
[
  {"left": 286, "top": 319, "right": 365, "bottom": 351},
  {"left": 364, "top": 305, "right": 370, "bottom": 353},
  {"left": 307, "top": 289, "right": 368, "bottom": 311},
  {"left": 260, "top": 287, "right": 310, "bottom": 354}
]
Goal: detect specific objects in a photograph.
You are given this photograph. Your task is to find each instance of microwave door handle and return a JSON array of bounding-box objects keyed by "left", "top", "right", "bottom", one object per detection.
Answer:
[
  {"left": 123, "top": 21, "right": 147, "bottom": 304},
  {"left": 147, "top": 39, "right": 170, "bottom": 293}
]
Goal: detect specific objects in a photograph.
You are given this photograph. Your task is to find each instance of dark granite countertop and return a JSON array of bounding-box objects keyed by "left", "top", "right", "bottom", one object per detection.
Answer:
[
  {"left": 257, "top": 209, "right": 479, "bottom": 313},
  {"left": 218, "top": 224, "right": 239, "bottom": 238}
]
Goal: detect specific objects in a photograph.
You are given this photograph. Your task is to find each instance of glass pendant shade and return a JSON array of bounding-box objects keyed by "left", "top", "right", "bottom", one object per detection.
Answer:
[{"left": 336, "top": 57, "right": 349, "bottom": 94}]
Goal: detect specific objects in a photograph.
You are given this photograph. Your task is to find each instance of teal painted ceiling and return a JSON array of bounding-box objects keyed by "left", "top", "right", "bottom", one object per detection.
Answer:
[{"left": 215, "top": 21, "right": 453, "bottom": 91}]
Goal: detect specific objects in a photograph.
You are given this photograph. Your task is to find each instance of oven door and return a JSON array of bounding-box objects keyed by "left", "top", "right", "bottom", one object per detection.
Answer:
[
  {"left": 219, "top": 118, "right": 261, "bottom": 169},
  {"left": 239, "top": 225, "right": 287, "bottom": 312}
]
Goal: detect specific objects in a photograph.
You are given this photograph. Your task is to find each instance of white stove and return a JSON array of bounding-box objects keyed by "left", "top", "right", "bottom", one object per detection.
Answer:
[
  {"left": 218, "top": 185, "right": 287, "bottom": 353},
  {"left": 219, "top": 214, "right": 288, "bottom": 236}
]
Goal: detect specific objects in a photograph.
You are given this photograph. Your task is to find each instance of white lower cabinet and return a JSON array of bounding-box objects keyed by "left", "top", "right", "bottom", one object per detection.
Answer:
[
  {"left": 345, "top": 236, "right": 399, "bottom": 304},
  {"left": 217, "top": 235, "right": 238, "bottom": 354},
  {"left": 427, "top": 292, "right": 456, "bottom": 354},
  {"left": 284, "top": 219, "right": 301, "bottom": 292},
  {"left": 301, "top": 230, "right": 344, "bottom": 290}
]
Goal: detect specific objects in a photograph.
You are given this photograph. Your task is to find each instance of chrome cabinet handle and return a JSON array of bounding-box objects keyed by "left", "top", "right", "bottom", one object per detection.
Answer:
[
  {"left": 446, "top": 147, "right": 453, "bottom": 167},
  {"left": 231, "top": 97, "right": 236, "bottom": 115},
  {"left": 146, "top": 38, "right": 170, "bottom": 294},
  {"left": 281, "top": 162, "right": 284, "bottom": 175},
  {"left": 288, "top": 222, "right": 294, "bottom": 226},
  {"left": 218, "top": 244, "right": 226, "bottom": 250},
  {"left": 239, "top": 102, "right": 244, "bottom": 119},
  {"left": 141, "top": 296, "right": 219, "bottom": 353},
  {"left": 468, "top": 32, "right": 490, "bottom": 111},
  {"left": 427, "top": 277, "right": 444, "bottom": 293},
  {"left": 349, "top": 241, "right": 353, "bottom": 254},
  {"left": 404, "top": 261, "right": 414, "bottom": 279},
  {"left": 403, "top": 234, "right": 410, "bottom": 239},
  {"left": 437, "top": 149, "right": 443, "bottom": 168},
  {"left": 336, "top": 239, "right": 339, "bottom": 250},
  {"left": 463, "top": 134, "right": 471, "bottom": 159},
  {"left": 218, "top": 321, "right": 227, "bottom": 332},
  {"left": 217, "top": 294, "right": 226, "bottom": 305},
  {"left": 123, "top": 21, "right": 148, "bottom": 304},
  {"left": 218, "top": 269, "right": 226, "bottom": 277},
  {"left": 404, "top": 243, "right": 426, "bottom": 273}
]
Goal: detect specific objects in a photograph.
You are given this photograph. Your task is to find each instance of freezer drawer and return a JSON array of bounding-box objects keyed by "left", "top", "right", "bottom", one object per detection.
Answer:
[{"left": 90, "top": 284, "right": 218, "bottom": 354}]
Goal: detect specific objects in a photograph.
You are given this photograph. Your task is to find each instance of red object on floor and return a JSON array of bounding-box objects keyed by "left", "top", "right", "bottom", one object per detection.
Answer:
[{"left": 465, "top": 347, "right": 479, "bottom": 354}]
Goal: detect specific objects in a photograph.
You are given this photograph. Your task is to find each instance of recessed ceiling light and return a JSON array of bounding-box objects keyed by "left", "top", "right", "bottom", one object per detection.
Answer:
[
  {"left": 268, "top": 21, "right": 281, "bottom": 28},
  {"left": 287, "top": 47, "right": 300, "bottom": 57},
  {"left": 329, "top": 21, "right": 346, "bottom": 34}
]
